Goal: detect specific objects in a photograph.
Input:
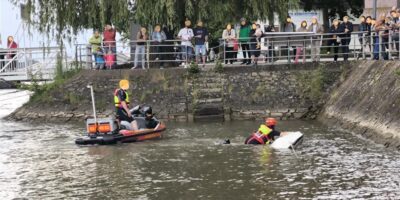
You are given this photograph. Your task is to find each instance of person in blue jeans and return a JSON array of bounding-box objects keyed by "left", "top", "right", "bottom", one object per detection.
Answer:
[
  {"left": 178, "top": 19, "right": 194, "bottom": 67},
  {"left": 193, "top": 20, "right": 209, "bottom": 67}
]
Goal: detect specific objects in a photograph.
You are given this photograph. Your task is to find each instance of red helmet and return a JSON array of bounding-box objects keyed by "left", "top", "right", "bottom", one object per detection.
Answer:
[{"left": 265, "top": 118, "right": 277, "bottom": 127}]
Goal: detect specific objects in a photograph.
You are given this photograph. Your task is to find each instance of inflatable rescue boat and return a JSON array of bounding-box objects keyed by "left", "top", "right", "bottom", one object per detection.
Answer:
[
  {"left": 270, "top": 132, "right": 303, "bottom": 149},
  {"left": 75, "top": 106, "right": 166, "bottom": 145}
]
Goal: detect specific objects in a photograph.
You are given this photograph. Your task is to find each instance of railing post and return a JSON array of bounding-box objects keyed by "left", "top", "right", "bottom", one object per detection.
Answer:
[
  {"left": 75, "top": 44, "right": 78, "bottom": 67},
  {"left": 362, "top": 33, "right": 366, "bottom": 60},
  {"left": 223, "top": 39, "right": 226, "bottom": 64},
  {"left": 287, "top": 38, "right": 290, "bottom": 64},
  {"left": 379, "top": 33, "right": 383, "bottom": 60},
  {"left": 389, "top": 32, "right": 392, "bottom": 60},
  {"left": 396, "top": 31, "right": 400, "bottom": 60},
  {"left": 146, "top": 40, "right": 150, "bottom": 69},
  {"left": 79, "top": 46, "right": 82, "bottom": 69},
  {"left": 303, "top": 38, "right": 306, "bottom": 63},
  {"left": 86, "top": 45, "right": 92, "bottom": 69},
  {"left": 353, "top": 34, "right": 356, "bottom": 60},
  {"left": 371, "top": 33, "right": 374, "bottom": 60},
  {"left": 310, "top": 36, "right": 313, "bottom": 62},
  {"left": 271, "top": 40, "right": 274, "bottom": 62}
]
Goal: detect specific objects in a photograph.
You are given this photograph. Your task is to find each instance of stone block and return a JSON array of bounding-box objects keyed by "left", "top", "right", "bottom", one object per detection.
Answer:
[{"left": 271, "top": 112, "right": 284, "bottom": 117}]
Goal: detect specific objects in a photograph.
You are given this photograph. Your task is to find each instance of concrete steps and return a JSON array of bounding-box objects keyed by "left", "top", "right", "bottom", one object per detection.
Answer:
[{"left": 191, "top": 73, "right": 225, "bottom": 121}]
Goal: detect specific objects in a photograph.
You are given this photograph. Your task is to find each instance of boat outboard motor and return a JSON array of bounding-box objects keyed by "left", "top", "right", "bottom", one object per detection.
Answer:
[{"left": 130, "top": 105, "right": 142, "bottom": 117}]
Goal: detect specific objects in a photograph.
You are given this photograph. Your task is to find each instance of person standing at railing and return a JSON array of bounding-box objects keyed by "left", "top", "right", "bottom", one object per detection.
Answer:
[
  {"left": 328, "top": 19, "right": 342, "bottom": 62},
  {"left": 151, "top": 24, "right": 167, "bottom": 68},
  {"left": 295, "top": 21, "right": 308, "bottom": 64},
  {"left": 249, "top": 23, "right": 262, "bottom": 67},
  {"left": 6, "top": 36, "right": 18, "bottom": 71},
  {"left": 132, "top": 27, "right": 148, "bottom": 69},
  {"left": 389, "top": 10, "right": 400, "bottom": 51},
  {"left": 193, "top": 20, "right": 209, "bottom": 68},
  {"left": 339, "top": 16, "right": 353, "bottom": 61},
  {"left": 103, "top": 24, "right": 117, "bottom": 54},
  {"left": 178, "top": 19, "right": 194, "bottom": 68},
  {"left": 373, "top": 18, "right": 389, "bottom": 60},
  {"left": 358, "top": 16, "right": 368, "bottom": 59},
  {"left": 283, "top": 16, "right": 296, "bottom": 61},
  {"left": 365, "top": 16, "right": 373, "bottom": 55},
  {"left": 239, "top": 18, "right": 252, "bottom": 65},
  {"left": 89, "top": 30, "right": 103, "bottom": 69},
  {"left": 222, "top": 24, "right": 237, "bottom": 65},
  {"left": 307, "top": 16, "right": 324, "bottom": 62}
]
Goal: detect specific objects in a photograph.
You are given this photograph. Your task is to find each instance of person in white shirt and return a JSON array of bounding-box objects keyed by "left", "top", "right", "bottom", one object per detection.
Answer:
[{"left": 177, "top": 19, "right": 194, "bottom": 67}]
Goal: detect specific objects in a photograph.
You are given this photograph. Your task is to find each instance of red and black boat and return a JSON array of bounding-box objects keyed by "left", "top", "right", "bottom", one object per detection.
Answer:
[{"left": 75, "top": 106, "right": 166, "bottom": 145}]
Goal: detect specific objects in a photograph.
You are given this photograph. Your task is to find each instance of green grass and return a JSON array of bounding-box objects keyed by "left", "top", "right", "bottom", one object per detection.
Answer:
[{"left": 21, "top": 57, "right": 82, "bottom": 104}]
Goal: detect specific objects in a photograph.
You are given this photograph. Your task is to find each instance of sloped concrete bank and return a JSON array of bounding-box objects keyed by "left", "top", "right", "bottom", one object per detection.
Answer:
[
  {"left": 318, "top": 61, "right": 400, "bottom": 150},
  {"left": 7, "top": 62, "right": 344, "bottom": 123}
]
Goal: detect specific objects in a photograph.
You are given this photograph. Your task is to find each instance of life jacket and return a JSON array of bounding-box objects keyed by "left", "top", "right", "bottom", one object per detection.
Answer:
[
  {"left": 245, "top": 125, "right": 273, "bottom": 145},
  {"left": 247, "top": 132, "right": 267, "bottom": 144},
  {"left": 114, "top": 89, "right": 130, "bottom": 108}
]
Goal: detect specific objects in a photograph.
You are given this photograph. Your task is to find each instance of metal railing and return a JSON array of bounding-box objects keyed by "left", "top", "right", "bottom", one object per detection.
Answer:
[
  {"left": 75, "top": 39, "right": 221, "bottom": 69},
  {"left": 75, "top": 30, "right": 400, "bottom": 70},
  {"left": 0, "top": 47, "right": 66, "bottom": 81}
]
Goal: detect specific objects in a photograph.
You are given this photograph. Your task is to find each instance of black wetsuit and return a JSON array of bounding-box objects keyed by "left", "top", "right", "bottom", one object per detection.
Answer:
[
  {"left": 145, "top": 117, "right": 158, "bottom": 129},
  {"left": 116, "top": 89, "right": 134, "bottom": 123}
]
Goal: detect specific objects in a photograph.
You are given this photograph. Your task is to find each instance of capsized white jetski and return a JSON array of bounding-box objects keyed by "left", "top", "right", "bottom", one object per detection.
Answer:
[{"left": 270, "top": 131, "right": 304, "bottom": 149}]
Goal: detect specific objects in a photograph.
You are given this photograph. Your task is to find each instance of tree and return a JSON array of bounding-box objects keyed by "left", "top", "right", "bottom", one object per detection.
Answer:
[
  {"left": 11, "top": 0, "right": 299, "bottom": 43},
  {"left": 301, "top": 0, "right": 364, "bottom": 28}
]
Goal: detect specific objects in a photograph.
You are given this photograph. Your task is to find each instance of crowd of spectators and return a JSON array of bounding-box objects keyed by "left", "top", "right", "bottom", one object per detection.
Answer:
[{"left": 88, "top": 6, "right": 400, "bottom": 69}]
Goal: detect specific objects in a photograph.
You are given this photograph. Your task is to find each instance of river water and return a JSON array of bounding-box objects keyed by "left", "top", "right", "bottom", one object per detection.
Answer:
[{"left": 1, "top": 89, "right": 400, "bottom": 199}]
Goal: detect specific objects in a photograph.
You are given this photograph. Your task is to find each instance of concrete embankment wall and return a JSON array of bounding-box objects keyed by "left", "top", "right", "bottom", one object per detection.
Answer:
[
  {"left": 8, "top": 62, "right": 343, "bottom": 122},
  {"left": 318, "top": 61, "right": 400, "bottom": 150}
]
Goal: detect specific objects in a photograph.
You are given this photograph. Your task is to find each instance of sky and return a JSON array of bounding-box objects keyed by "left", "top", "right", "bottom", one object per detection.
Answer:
[{"left": 0, "top": 0, "right": 100, "bottom": 55}]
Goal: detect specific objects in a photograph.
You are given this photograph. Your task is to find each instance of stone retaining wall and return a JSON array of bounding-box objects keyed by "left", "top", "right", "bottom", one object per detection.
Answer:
[
  {"left": 318, "top": 61, "right": 400, "bottom": 150},
  {"left": 8, "top": 62, "right": 344, "bottom": 122}
]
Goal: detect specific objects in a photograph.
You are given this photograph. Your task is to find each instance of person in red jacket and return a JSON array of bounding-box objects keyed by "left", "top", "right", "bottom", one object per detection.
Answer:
[
  {"left": 103, "top": 24, "right": 117, "bottom": 54},
  {"left": 7, "top": 36, "right": 18, "bottom": 70}
]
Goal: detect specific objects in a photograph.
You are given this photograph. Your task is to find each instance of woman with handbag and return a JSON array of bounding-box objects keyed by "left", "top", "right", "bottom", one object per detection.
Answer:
[
  {"left": 328, "top": 19, "right": 342, "bottom": 62},
  {"left": 222, "top": 24, "right": 236, "bottom": 64}
]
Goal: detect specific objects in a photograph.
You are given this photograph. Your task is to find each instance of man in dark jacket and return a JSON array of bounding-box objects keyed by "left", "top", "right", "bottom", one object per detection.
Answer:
[
  {"left": 283, "top": 16, "right": 296, "bottom": 60},
  {"left": 358, "top": 16, "right": 368, "bottom": 58},
  {"left": 340, "top": 16, "right": 353, "bottom": 61},
  {"left": 390, "top": 10, "right": 400, "bottom": 50}
]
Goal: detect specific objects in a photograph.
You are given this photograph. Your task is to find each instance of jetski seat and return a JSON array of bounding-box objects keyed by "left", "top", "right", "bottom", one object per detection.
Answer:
[{"left": 120, "top": 117, "right": 152, "bottom": 130}]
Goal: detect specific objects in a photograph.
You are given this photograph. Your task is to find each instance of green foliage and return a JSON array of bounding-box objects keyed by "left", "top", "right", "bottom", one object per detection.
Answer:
[
  {"left": 214, "top": 59, "right": 224, "bottom": 73},
  {"left": 11, "top": 0, "right": 299, "bottom": 43},
  {"left": 23, "top": 59, "right": 82, "bottom": 104},
  {"left": 135, "top": 0, "right": 298, "bottom": 45},
  {"left": 396, "top": 69, "right": 400, "bottom": 77},
  {"left": 297, "top": 66, "right": 330, "bottom": 101},
  {"left": 302, "top": 0, "right": 364, "bottom": 19},
  {"left": 11, "top": 0, "right": 133, "bottom": 40},
  {"left": 188, "top": 62, "right": 200, "bottom": 74}
]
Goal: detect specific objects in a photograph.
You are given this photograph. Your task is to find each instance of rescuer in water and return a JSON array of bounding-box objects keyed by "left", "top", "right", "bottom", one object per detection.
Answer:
[{"left": 245, "top": 118, "right": 287, "bottom": 145}]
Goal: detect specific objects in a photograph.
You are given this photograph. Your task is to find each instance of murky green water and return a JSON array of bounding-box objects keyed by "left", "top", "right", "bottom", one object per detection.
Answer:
[{"left": 1, "top": 90, "right": 400, "bottom": 199}]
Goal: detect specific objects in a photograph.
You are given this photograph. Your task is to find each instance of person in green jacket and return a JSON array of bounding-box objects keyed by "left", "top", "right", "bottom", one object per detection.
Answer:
[
  {"left": 239, "top": 18, "right": 252, "bottom": 65},
  {"left": 89, "top": 30, "right": 103, "bottom": 69}
]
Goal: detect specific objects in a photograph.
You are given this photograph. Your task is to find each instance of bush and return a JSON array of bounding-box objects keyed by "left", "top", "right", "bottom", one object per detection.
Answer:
[
  {"left": 214, "top": 59, "right": 224, "bottom": 73},
  {"left": 188, "top": 62, "right": 200, "bottom": 74},
  {"left": 21, "top": 57, "right": 82, "bottom": 104}
]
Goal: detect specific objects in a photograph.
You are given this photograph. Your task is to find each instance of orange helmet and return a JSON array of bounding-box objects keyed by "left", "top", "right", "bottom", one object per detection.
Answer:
[{"left": 265, "top": 118, "right": 277, "bottom": 127}]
